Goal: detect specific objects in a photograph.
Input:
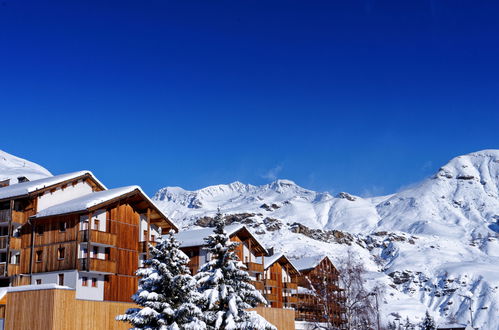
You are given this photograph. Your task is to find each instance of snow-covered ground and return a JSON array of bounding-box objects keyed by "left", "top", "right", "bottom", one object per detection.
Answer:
[{"left": 154, "top": 150, "right": 499, "bottom": 329}]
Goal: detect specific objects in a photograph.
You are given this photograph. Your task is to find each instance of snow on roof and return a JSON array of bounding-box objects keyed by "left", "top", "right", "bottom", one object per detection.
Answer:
[
  {"left": 174, "top": 224, "right": 267, "bottom": 253},
  {"left": 5, "top": 283, "right": 73, "bottom": 293},
  {"left": 290, "top": 255, "right": 326, "bottom": 271},
  {"left": 0, "top": 170, "right": 106, "bottom": 200},
  {"left": 175, "top": 224, "right": 245, "bottom": 247},
  {"left": 34, "top": 186, "right": 140, "bottom": 218},
  {"left": 263, "top": 253, "right": 300, "bottom": 272}
]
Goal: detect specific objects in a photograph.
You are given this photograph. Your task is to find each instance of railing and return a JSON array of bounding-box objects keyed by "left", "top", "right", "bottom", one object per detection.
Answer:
[
  {"left": 264, "top": 279, "right": 277, "bottom": 287},
  {"left": 245, "top": 262, "right": 264, "bottom": 273},
  {"left": 0, "top": 209, "right": 11, "bottom": 223},
  {"left": 79, "top": 230, "right": 117, "bottom": 246},
  {"left": 284, "top": 296, "right": 298, "bottom": 303},
  {"left": 265, "top": 293, "right": 279, "bottom": 302},
  {"left": 8, "top": 264, "right": 19, "bottom": 276},
  {"left": 283, "top": 281, "right": 298, "bottom": 290},
  {"left": 250, "top": 280, "right": 264, "bottom": 291},
  {"left": 78, "top": 258, "right": 116, "bottom": 273},
  {"left": 12, "top": 210, "right": 25, "bottom": 224}
]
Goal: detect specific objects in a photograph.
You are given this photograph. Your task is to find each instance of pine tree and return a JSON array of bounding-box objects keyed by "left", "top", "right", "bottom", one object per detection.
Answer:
[
  {"left": 420, "top": 311, "right": 436, "bottom": 330},
  {"left": 117, "top": 231, "right": 206, "bottom": 330},
  {"left": 195, "top": 212, "right": 276, "bottom": 330},
  {"left": 403, "top": 316, "right": 415, "bottom": 330}
]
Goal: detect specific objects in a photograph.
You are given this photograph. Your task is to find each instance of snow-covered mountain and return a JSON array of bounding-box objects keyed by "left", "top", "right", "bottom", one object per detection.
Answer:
[
  {"left": 0, "top": 150, "right": 52, "bottom": 183},
  {"left": 154, "top": 150, "right": 499, "bottom": 329}
]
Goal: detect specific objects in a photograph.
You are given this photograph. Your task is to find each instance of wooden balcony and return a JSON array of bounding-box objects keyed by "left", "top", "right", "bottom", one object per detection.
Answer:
[
  {"left": 78, "top": 258, "right": 116, "bottom": 274},
  {"left": 0, "top": 263, "right": 6, "bottom": 276},
  {"left": 284, "top": 295, "right": 298, "bottom": 303},
  {"left": 250, "top": 280, "right": 264, "bottom": 291},
  {"left": 283, "top": 281, "right": 298, "bottom": 290},
  {"left": 245, "top": 262, "right": 264, "bottom": 273},
  {"left": 79, "top": 230, "right": 116, "bottom": 247},
  {"left": 0, "top": 209, "right": 11, "bottom": 223},
  {"left": 139, "top": 241, "right": 157, "bottom": 253},
  {"left": 8, "top": 264, "right": 20, "bottom": 276},
  {"left": 12, "top": 210, "right": 25, "bottom": 224},
  {"left": 264, "top": 279, "right": 278, "bottom": 287},
  {"left": 265, "top": 293, "right": 279, "bottom": 302}
]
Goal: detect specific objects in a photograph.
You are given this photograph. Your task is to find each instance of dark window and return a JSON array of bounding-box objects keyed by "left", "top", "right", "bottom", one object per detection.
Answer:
[
  {"left": 82, "top": 277, "right": 88, "bottom": 286},
  {"left": 82, "top": 248, "right": 88, "bottom": 258},
  {"left": 36, "top": 279, "right": 42, "bottom": 285},
  {"left": 36, "top": 225, "right": 44, "bottom": 236},
  {"left": 36, "top": 250, "right": 42, "bottom": 262},
  {"left": 59, "top": 221, "right": 67, "bottom": 232},
  {"left": 91, "top": 278, "right": 97, "bottom": 287},
  {"left": 143, "top": 230, "right": 148, "bottom": 241},
  {"left": 92, "top": 246, "right": 99, "bottom": 258},
  {"left": 58, "top": 274, "right": 64, "bottom": 285},
  {"left": 58, "top": 247, "right": 65, "bottom": 260}
]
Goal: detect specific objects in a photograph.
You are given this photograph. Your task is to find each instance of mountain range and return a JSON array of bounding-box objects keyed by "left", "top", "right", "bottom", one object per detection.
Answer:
[{"left": 1, "top": 149, "right": 497, "bottom": 328}]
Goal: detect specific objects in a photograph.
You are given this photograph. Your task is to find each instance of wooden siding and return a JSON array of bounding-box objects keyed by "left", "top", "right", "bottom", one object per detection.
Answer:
[
  {"left": 4, "top": 289, "right": 135, "bottom": 330},
  {"left": 249, "top": 307, "right": 296, "bottom": 330},
  {"left": 104, "top": 275, "right": 138, "bottom": 302}
]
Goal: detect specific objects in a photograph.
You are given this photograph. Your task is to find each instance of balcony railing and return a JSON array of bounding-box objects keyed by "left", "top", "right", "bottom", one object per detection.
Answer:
[
  {"left": 0, "top": 209, "right": 11, "bottom": 223},
  {"left": 283, "top": 281, "right": 298, "bottom": 290},
  {"left": 78, "top": 258, "right": 116, "bottom": 274},
  {"left": 245, "top": 262, "right": 264, "bottom": 273},
  {"left": 265, "top": 293, "right": 279, "bottom": 302},
  {"left": 79, "top": 230, "right": 117, "bottom": 246},
  {"left": 250, "top": 280, "right": 264, "bottom": 291},
  {"left": 264, "top": 279, "right": 278, "bottom": 287},
  {"left": 284, "top": 296, "right": 298, "bottom": 303}
]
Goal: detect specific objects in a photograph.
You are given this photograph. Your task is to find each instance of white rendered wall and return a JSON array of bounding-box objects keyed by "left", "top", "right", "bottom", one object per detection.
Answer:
[
  {"left": 242, "top": 242, "right": 258, "bottom": 263},
  {"left": 80, "top": 209, "right": 106, "bottom": 231},
  {"left": 139, "top": 214, "right": 161, "bottom": 241},
  {"left": 37, "top": 179, "right": 93, "bottom": 212},
  {"left": 31, "top": 270, "right": 77, "bottom": 287},
  {"left": 78, "top": 244, "right": 106, "bottom": 259},
  {"left": 75, "top": 272, "right": 105, "bottom": 301}
]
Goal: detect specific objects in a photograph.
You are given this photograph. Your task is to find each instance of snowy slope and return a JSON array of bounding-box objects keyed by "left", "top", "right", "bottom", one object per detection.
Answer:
[
  {"left": 0, "top": 150, "right": 52, "bottom": 183},
  {"left": 154, "top": 150, "right": 499, "bottom": 329}
]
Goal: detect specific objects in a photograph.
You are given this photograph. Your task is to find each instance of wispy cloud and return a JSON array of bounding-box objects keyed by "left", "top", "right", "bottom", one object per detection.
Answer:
[
  {"left": 360, "top": 185, "right": 385, "bottom": 198},
  {"left": 261, "top": 164, "right": 283, "bottom": 181}
]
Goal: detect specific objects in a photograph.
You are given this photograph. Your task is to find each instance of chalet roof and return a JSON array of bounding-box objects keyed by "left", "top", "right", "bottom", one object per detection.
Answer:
[
  {"left": 33, "top": 186, "right": 178, "bottom": 230},
  {"left": 0, "top": 171, "right": 106, "bottom": 201},
  {"left": 175, "top": 224, "right": 268, "bottom": 254},
  {"left": 290, "top": 255, "right": 328, "bottom": 271},
  {"left": 264, "top": 253, "right": 300, "bottom": 275}
]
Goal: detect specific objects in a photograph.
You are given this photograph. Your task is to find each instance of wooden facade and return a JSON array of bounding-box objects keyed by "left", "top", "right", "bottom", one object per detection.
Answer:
[
  {"left": 292, "top": 256, "right": 346, "bottom": 327},
  {"left": 263, "top": 255, "right": 300, "bottom": 309}
]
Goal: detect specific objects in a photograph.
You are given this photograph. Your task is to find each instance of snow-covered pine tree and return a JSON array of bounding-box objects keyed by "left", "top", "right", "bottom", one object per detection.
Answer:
[
  {"left": 420, "top": 311, "right": 436, "bottom": 330},
  {"left": 195, "top": 212, "right": 276, "bottom": 330},
  {"left": 117, "top": 231, "right": 206, "bottom": 330},
  {"left": 403, "top": 316, "right": 415, "bottom": 330}
]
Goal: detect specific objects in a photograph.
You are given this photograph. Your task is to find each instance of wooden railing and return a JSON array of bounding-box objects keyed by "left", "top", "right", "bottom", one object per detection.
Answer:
[
  {"left": 79, "top": 230, "right": 117, "bottom": 246},
  {"left": 284, "top": 296, "right": 298, "bottom": 303},
  {"left": 8, "top": 264, "right": 20, "bottom": 276},
  {"left": 250, "top": 280, "right": 264, "bottom": 291},
  {"left": 78, "top": 258, "right": 116, "bottom": 274},
  {"left": 264, "top": 279, "right": 278, "bottom": 287},
  {"left": 265, "top": 293, "right": 279, "bottom": 302},
  {"left": 245, "top": 262, "right": 264, "bottom": 273},
  {"left": 283, "top": 281, "right": 298, "bottom": 290},
  {"left": 0, "top": 209, "right": 11, "bottom": 223},
  {"left": 12, "top": 210, "right": 25, "bottom": 224}
]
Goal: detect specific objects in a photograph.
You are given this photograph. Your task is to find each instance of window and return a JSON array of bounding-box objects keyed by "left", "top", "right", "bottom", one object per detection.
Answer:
[
  {"left": 82, "top": 248, "right": 88, "bottom": 258},
  {"left": 143, "top": 230, "right": 148, "bottom": 241},
  {"left": 59, "top": 221, "right": 67, "bottom": 232},
  {"left": 92, "top": 246, "right": 99, "bottom": 258},
  {"left": 36, "top": 225, "right": 44, "bottom": 236},
  {"left": 58, "top": 247, "right": 65, "bottom": 260},
  {"left": 36, "top": 279, "right": 42, "bottom": 285},
  {"left": 151, "top": 234, "right": 156, "bottom": 242},
  {"left": 93, "top": 219, "right": 100, "bottom": 230},
  {"left": 58, "top": 274, "right": 64, "bottom": 285},
  {"left": 36, "top": 250, "right": 43, "bottom": 262},
  {"left": 91, "top": 278, "right": 97, "bottom": 288},
  {"left": 82, "top": 276, "right": 88, "bottom": 286}
]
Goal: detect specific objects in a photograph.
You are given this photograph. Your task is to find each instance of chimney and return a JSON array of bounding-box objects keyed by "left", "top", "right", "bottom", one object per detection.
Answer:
[
  {"left": 267, "top": 247, "right": 274, "bottom": 256},
  {"left": 0, "top": 179, "right": 10, "bottom": 188},
  {"left": 17, "top": 176, "right": 29, "bottom": 183}
]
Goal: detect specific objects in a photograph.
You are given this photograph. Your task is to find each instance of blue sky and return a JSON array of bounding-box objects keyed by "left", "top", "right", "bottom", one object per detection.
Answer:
[{"left": 0, "top": 0, "right": 498, "bottom": 196}]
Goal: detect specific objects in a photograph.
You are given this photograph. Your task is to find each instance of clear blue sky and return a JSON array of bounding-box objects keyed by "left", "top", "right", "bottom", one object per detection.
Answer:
[{"left": 0, "top": 0, "right": 498, "bottom": 196}]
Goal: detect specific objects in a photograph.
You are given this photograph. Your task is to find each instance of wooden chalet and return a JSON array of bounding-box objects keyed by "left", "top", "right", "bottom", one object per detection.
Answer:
[
  {"left": 263, "top": 253, "right": 300, "bottom": 309},
  {"left": 0, "top": 171, "right": 177, "bottom": 302},
  {"left": 291, "top": 255, "right": 346, "bottom": 327},
  {"left": 175, "top": 224, "right": 268, "bottom": 295}
]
